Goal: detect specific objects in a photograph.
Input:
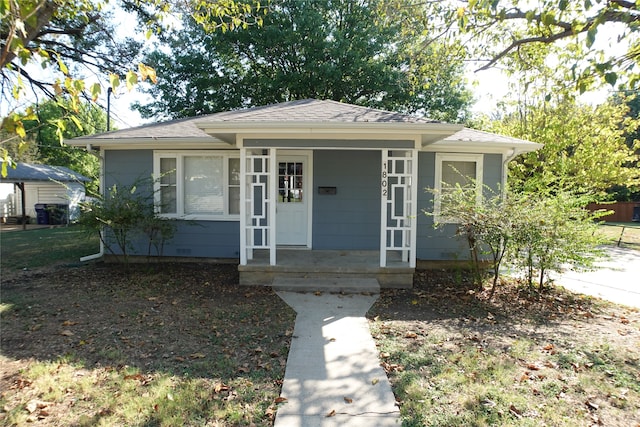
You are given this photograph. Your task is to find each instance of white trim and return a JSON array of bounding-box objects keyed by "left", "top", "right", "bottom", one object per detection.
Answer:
[
  {"left": 240, "top": 148, "right": 248, "bottom": 265},
  {"left": 409, "top": 148, "right": 418, "bottom": 269},
  {"left": 380, "top": 149, "right": 417, "bottom": 268},
  {"left": 424, "top": 140, "right": 540, "bottom": 154},
  {"left": 380, "top": 150, "right": 389, "bottom": 267},
  {"left": 269, "top": 149, "right": 277, "bottom": 265},
  {"left": 434, "top": 153, "right": 484, "bottom": 223}
]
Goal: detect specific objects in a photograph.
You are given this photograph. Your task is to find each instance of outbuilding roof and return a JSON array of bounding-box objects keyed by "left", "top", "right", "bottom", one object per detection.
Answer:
[{"left": 0, "top": 162, "right": 91, "bottom": 183}]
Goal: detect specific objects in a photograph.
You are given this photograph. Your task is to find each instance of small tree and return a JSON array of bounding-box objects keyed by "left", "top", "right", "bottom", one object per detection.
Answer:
[
  {"left": 78, "top": 176, "right": 176, "bottom": 265},
  {"left": 427, "top": 182, "right": 610, "bottom": 297},
  {"left": 140, "top": 215, "right": 177, "bottom": 258},
  {"left": 427, "top": 183, "right": 512, "bottom": 298},
  {"left": 507, "top": 191, "right": 609, "bottom": 290}
]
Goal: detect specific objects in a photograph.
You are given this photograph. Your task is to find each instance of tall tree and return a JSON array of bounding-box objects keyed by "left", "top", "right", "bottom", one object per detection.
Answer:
[
  {"left": 0, "top": 0, "right": 266, "bottom": 176},
  {"left": 489, "top": 97, "right": 640, "bottom": 201},
  {"left": 134, "top": 0, "right": 472, "bottom": 122},
  {"left": 450, "top": 0, "right": 640, "bottom": 92},
  {"left": 22, "top": 100, "right": 104, "bottom": 191}
]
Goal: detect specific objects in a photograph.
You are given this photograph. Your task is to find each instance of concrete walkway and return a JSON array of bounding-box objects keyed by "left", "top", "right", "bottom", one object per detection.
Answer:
[
  {"left": 274, "top": 292, "right": 400, "bottom": 427},
  {"left": 553, "top": 246, "right": 640, "bottom": 309}
]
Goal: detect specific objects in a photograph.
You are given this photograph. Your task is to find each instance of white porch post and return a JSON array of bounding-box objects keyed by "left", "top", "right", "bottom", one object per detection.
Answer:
[
  {"left": 269, "top": 149, "right": 277, "bottom": 266},
  {"left": 409, "top": 149, "right": 418, "bottom": 268},
  {"left": 380, "top": 149, "right": 418, "bottom": 268},
  {"left": 380, "top": 149, "right": 389, "bottom": 267},
  {"left": 239, "top": 147, "right": 248, "bottom": 265}
]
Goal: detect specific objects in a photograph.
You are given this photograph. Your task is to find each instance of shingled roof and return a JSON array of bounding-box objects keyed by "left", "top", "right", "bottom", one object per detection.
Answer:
[
  {"left": 442, "top": 128, "right": 538, "bottom": 147},
  {"left": 199, "top": 99, "right": 436, "bottom": 123},
  {"left": 72, "top": 99, "right": 435, "bottom": 142},
  {"left": 68, "top": 99, "right": 540, "bottom": 151},
  {"left": 0, "top": 162, "right": 91, "bottom": 183}
]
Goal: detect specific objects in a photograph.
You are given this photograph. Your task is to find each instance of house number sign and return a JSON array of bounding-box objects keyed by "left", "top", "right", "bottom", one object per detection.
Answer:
[{"left": 381, "top": 162, "right": 388, "bottom": 197}]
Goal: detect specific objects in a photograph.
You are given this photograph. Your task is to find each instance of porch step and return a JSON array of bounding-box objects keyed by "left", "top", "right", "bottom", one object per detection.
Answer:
[{"left": 272, "top": 276, "right": 380, "bottom": 294}]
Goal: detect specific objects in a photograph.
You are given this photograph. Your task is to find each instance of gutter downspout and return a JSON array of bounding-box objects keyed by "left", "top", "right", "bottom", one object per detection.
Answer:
[
  {"left": 502, "top": 148, "right": 519, "bottom": 199},
  {"left": 80, "top": 245, "right": 103, "bottom": 262}
]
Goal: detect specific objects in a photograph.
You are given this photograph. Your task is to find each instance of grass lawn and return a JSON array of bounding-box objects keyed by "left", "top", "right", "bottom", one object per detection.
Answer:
[
  {"left": 1, "top": 227, "right": 639, "bottom": 426},
  {"left": 0, "top": 226, "right": 99, "bottom": 270},
  {"left": 598, "top": 222, "right": 640, "bottom": 248}
]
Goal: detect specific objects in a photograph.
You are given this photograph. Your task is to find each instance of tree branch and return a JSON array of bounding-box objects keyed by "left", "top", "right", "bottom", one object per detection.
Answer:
[
  {"left": 477, "top": 27, "right": 576, "bottom": 71},
  {"left": 1, "top": 0, "right": 58, "bottom": 68}
]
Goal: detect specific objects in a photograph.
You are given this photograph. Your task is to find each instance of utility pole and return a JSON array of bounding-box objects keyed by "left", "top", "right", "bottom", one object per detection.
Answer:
[{"left": 107, "top": 87, "right": 112, "bottom": 131}]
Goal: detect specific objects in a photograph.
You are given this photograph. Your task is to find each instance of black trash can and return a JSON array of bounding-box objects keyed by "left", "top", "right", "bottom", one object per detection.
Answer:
[
  {"left": 633, "top": 205, "right": 640, "bottom": 222},
  {"left": 35, "top": 203, "right": 49, "bottom": 225},
  {"left": 48, "top": 204, "right": 69, "bottom": 225}
]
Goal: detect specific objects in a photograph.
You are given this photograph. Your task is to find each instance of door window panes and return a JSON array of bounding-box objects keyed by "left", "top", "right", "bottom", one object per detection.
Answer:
[{"left": 278, "top": 162, "right": 303, "bottom": 203}]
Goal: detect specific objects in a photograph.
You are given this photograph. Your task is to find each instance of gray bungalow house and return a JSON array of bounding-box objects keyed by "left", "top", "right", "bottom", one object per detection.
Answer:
[{"left": 69, "top": 99, "right": 540, "bottom": 288}]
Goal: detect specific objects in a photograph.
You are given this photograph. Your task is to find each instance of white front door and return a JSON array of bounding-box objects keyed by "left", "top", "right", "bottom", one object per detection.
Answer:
[{"left": 277, "top": 154, "right": 310, "bottom": 246}]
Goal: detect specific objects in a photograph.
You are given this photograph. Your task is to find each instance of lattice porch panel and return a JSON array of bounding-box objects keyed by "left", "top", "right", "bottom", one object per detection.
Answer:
[
  {"left": 245, "top": 151, "right": 272, "bottom": 249},
  {"left": 384, "top": 153, "right": 413, "bottom": 250}
]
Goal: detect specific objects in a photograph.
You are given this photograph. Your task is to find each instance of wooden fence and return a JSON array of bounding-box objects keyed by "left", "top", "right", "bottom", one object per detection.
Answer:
[{"left": 587, "top": 201, "right": 640, "bottom": 222}]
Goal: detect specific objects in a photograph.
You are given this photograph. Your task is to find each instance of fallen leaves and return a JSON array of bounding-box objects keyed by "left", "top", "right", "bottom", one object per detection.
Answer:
[
  {"left": 585, "top": 400, "right": 599, "bottom": 411},
  {"left": 214, "top": 383, "right": 230, "bottom": 393},
  {"left": 24, "top": 399, "right": 52, "bottom": 421}
]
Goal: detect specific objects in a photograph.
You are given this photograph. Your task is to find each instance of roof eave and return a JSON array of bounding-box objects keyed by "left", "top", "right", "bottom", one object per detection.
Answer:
[
  {"left": 66, "top": 137, "right": 230, "bottom": 149},
  {"left": 196, "top": 121, "right": 464, "bottom": 145},
  {"left": 423, "top": 140, "right": 543, "bottom": 154}
]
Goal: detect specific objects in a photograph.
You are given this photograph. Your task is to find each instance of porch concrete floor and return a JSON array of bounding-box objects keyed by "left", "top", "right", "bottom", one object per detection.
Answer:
[
  {"left": 244, "top": 249, "right": 408, "bottom": 269},
  {"left": 238, "top": 250, "right": 415, "bottom": 289}
]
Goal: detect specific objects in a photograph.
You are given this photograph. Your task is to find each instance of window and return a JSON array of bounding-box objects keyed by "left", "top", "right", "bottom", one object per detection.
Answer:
[
  {"left": 154, "top": 152, "right": 240, "bottom": 219},
  {"left": 278, "top": 161, "right": 303, "bottom": 203},
  {"left": 434, "top": 153, "right": 483, "bottom": 222}
]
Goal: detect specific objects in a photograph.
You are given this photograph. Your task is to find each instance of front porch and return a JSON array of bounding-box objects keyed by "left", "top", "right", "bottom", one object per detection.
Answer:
[{"left": 238, "top": 249, "right": 415, "bottom": 290}]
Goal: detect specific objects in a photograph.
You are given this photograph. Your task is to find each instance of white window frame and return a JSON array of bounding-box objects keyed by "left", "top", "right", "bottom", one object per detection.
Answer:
[
  {"left": 434, "top": 153, "right": 484, "bottom": 223},
  {"left": 153, "top": 151, "right": 240, "bottom": 221}
]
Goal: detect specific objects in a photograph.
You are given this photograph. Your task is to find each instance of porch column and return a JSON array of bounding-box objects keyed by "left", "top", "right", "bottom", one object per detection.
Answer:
[
  {"left": 269, "top": 149, "right": 277, "bottom": 265},
  {"left": 380, "top": 149, "right": 418, "bottom": 268},
  {"left": 240, "top": 148, "right": 276, "bottom": 266},
  {"left": 240, "top": 147, "right": 248, "bottom": 265}
]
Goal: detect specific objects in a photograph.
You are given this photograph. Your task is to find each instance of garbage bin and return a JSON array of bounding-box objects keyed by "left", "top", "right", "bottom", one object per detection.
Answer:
[
  {"left": 633, "top": 205, "right": 640, "bottom": 222},
  {"left": 35, "top": 203, "right": 49, "bottom": 225},
  {"left": 48, "top": 204, "right": 69, "bottom": 225}
]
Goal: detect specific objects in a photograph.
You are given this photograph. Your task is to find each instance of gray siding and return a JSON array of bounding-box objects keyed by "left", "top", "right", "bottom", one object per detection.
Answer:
[
  {"left": 313, "top": 150, "right": 380, "bottom": 249},
  {"left": 416, "top": 152, "right": 503, "bottom": 260},
  {"left": 103, "top": 150, "right": 240, "bottom": 258},
  {"left": 484, "top": 154, "right": 503, "bottom": 195}
]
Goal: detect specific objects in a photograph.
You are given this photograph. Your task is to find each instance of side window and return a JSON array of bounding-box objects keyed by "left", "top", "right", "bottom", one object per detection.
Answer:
[
  {"left": 154, "top": 152, "right": 240, "bottom": 219},
  {"left": 159, "top": 157, "right": 177, "bottom": 214},
  {"left": 434, "top": 154, "right": 483, "bottom": 222}
]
